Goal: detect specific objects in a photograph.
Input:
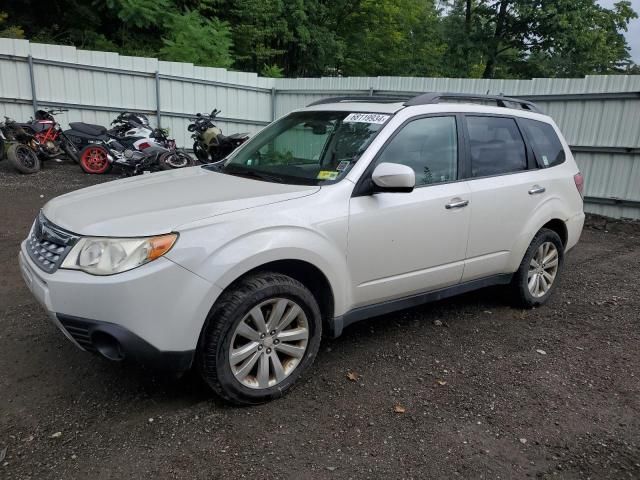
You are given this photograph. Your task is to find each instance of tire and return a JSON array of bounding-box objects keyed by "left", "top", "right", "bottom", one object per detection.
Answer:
[
  {"left": 79, "top": 145, "right": 112, "bottom": 174},
  {"left": 193, "top": 142, "right": 210, "bottom": 164},
  {"left": 158, "top": 150, "right": 194, "bottom": 170},
  {"left": 512, "top": 228, "right": 564, "bottom": 308},
  {"left": 198, "top": 272, "right": 322, "bottom": 405},
  {"left": 7, "top": 143, "right": 40, "bottom": 174}
]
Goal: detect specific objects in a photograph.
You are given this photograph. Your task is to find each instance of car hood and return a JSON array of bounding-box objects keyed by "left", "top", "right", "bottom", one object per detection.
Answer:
[{"left": 43, "top": 167, "right": 320, "bottom": 237}]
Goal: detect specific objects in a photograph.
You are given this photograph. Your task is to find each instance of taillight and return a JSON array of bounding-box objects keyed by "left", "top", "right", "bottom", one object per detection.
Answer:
[
  {"left": 138, "top": 142, "right": 151, "bottom": 150},
  {"left": 573, "top": 172, "right": 584, "bottom": 198}
]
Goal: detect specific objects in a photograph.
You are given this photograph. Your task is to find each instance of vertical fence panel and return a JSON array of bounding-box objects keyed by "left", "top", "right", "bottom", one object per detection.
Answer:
[{"left": 0, "top": 38, "right": 639, "bottom": 219}]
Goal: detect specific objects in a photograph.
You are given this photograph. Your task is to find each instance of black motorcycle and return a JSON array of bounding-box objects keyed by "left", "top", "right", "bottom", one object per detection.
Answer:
[
  {"left": 188, "top": 109, "right": 249, "bottom": 163},
  {"left": 0, "top": 116, "right": 41, "bottom": 174},
  {"left": 18, "top": 108, "right": 79, "bottom": 162}
]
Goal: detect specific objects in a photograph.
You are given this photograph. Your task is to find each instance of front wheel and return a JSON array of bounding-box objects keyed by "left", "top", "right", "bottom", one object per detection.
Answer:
[
  {"left": 512, "top": 228, "right": 564, "bottom": 308},
  {"left": 7, "top": 143, "right": 40, "bottom": 174},
  {"left": 198, "top": 272, "right": 322, "bottom": 405},
  {"left": 79, "top": 145, "right": 112, "bottom": 174},
  {"left": 193, "top": 142, "right": 210, "bottom": 164},
  {"left": 158, "top": 150, "right": 194, "bottom": 170},
  {"left": 61, "top": 136, "right": 80, "bottom": 163}
]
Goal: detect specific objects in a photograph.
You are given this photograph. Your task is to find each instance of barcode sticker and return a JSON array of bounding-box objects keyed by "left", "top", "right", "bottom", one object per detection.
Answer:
[{"left": 344, "top": 113, "right": 390, "bottom": 124}]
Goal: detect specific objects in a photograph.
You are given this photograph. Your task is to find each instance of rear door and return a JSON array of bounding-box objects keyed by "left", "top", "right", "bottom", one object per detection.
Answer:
[{"left": 461, "top": 114, "right": 548, "bottom": 281}]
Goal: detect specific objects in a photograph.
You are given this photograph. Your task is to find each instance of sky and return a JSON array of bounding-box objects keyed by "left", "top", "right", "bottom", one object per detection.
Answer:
[{"left": 598, "top": 0, "right": 640, "bottom": 63}]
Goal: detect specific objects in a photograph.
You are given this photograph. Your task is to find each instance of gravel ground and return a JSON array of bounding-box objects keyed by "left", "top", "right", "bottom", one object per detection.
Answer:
[{"left": 1, "top": 160, "right": 639, "bottom": 479}]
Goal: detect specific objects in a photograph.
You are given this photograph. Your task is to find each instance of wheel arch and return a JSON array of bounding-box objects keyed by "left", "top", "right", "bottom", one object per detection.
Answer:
[
  {"left": 507, "top": 197, "right": 572, "bottom": 272},
  {"left": 219, "top": 259, "right": 336, "bottom": 336}
]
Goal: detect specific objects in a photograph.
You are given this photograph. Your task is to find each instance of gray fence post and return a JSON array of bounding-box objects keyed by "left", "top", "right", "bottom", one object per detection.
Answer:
[
  {"left": 155, "top": 70, "right": 161, "bottom": 128},
  {"left": 27, "top": 55, "right": 38, "bottom": 114},
  {"left": 369, "top": 86, "right": 374, "bottom": 96},
  {"left": 271, "top": 87, "right": 276, "bottom": 121}
]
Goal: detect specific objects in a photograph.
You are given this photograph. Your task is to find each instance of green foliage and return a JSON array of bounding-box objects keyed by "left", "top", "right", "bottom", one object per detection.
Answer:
[
  {"left": 159, "top": 10, "right": 233, "bottom": 67},
  {"left": 261, "top": 64, "right": 284, "bottom": 78},
  {"left": 105, "top": 0, "right": 173, "bottom": 28},
  {"left": 1, "top": 0, "right": 637, "bottom": 78},
  {"left": 338, "top": 0, "right": 446, "bottom": 76},
  {"left": 0, "top": 11, "right": 24, "bottom": 38}
]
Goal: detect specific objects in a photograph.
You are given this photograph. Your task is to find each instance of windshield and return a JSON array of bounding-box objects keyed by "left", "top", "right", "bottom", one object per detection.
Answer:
[{"left": 209, "top": 110, "right": 390, "bottom": 185}]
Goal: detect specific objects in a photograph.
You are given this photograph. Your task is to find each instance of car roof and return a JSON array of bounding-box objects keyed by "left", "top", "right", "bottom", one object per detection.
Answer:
[
  {"left": 302, "top": 99, "right": 553, "bottom": 123},
  {"left": 301, "top": 92, "right": 548, "bottom": 119},
  {"left": 304, "top": 102, "right": 406, "bottom": 114}
]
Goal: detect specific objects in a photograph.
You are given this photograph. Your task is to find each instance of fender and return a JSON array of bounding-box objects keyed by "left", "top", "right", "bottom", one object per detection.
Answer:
[
  {"left": 506, "top": 193, "right": 572, "bottom": 273},
  {"left": 169, "top": 225, "right": 352, "bottom": 317}
]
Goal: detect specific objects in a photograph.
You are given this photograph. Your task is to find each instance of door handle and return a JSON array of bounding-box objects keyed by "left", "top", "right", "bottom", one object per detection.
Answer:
[
  {"left": 528, "top": 185, "right": 546, "bottom": 195},
  {"left": 445, "top": 199, "right": 469, "bottom": 209}
]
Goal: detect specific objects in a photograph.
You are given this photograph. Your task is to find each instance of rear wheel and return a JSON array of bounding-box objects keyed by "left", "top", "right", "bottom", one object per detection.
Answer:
[
  {"left": 198, "top": 272, "right": 322, "bottom": 405},
  {"left": 79, "top": 145, "right": 111, "bottom": 174},
  {"left": 7, "top": 143, "right": 40, "bottom": 174},
  {"left": 512, "top": 228, "right": 564, "bottom": 308}
]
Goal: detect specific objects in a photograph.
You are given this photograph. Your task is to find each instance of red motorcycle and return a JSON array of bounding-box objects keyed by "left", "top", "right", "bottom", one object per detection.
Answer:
[{"left": 19, "top": 108, "right": 79, "bottom": 163}]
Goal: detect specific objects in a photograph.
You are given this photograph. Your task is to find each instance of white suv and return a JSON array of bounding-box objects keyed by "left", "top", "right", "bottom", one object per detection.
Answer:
[{"left": 19, "top": 93, "right": 585, "bottom": 404}]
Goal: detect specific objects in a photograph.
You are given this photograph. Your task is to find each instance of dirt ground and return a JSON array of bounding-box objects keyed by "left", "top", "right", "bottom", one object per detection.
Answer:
[{"left": 1, "top": 160, "right": 639, "bottom": 480}]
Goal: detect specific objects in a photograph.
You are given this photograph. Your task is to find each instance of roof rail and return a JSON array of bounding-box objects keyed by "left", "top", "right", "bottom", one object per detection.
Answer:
[
  {"left": 404, "top": 92, "right": 542, "bottom": 112},
  {"left": 306, "top": 95, "right": 409, "bottom": 106},
  {"left": 307, "top": 92, "right": 542, "bottom": 113}
]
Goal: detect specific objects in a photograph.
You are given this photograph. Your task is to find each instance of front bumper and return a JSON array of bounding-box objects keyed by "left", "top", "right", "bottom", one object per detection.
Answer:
[
  {"left": 57, "top": 314, "right": 194, "bottom": 371},
  {"left": 19, "top": 242, "right": 221, "bottom": 370}
]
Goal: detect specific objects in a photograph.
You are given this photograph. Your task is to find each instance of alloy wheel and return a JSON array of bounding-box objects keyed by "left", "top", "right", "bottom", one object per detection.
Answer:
[
  {"left": 527, "top": 241, "right": 559, "bottom": 297},
  {"left": 82, "top": 147, "right": 109, "bottom": 173},
  {"left": 229, "top": 298, "right": 309, "bottom": 389}
]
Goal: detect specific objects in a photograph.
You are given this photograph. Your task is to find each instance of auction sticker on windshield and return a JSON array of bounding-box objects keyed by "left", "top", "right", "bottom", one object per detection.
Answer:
[{"left": 344, "top": 113, "right": 389, "bottom": 124}]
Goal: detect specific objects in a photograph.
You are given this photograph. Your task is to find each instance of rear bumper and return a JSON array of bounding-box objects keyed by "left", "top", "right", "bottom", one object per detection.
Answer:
[
  {"left": 57, "top": 314, "right": 194, "bottom": 371},
  {"left": 565, "top": 211, "right": 585, "bottom": 252}
]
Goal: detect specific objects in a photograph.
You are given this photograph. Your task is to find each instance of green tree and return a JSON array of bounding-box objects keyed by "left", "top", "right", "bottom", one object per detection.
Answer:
[
  {"left": 460, "top": 0, "right": 639, "bottom": 78},
  {"left": 0, "top": 0, "right": 637, "bottom": 78},
  {"left": 338, "top": 0, "right": 446, "bottom": 76},
  {"left": 159, "top": 10, "right": 233, "bottom": 67},
  {"left": 0, "top": 11, "right": 24, "bottom": 38}
]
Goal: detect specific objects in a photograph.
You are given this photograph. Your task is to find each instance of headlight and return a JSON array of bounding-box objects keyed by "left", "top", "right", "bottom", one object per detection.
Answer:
[{"left": 61, "top": 233, "right": 177, "bottom": 275}]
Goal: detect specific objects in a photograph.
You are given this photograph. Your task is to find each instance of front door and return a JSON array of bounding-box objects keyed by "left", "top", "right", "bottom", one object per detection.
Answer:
[{"left": 347, "top": 115, "right": 471, "bottom": 308}]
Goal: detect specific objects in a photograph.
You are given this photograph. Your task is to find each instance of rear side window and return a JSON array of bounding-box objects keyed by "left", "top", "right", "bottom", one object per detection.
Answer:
[
  {"left": 466, "top": 116, "right": 527, "bottom": 177},
  {"left": 519, "top": 118, "right": 566, "bottom": 168}
]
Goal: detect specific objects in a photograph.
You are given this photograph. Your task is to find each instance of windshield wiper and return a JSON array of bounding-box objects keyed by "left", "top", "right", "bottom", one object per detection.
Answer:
[{"left": 221, "top": 165, "right": 286, "bottom": 183}]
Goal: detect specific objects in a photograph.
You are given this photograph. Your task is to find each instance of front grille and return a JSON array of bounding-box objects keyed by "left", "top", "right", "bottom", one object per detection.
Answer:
[
  {"left": 26, "top": 213, "right": 78, "bottom": 273},
  {"left": 58, "top": 316, "right": 96, "bottom": 352}
]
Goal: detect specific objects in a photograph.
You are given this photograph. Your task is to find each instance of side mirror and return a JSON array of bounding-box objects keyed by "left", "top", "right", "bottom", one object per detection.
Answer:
[{"left": 371, "top": 163, "right": 415, "bottom": 193}]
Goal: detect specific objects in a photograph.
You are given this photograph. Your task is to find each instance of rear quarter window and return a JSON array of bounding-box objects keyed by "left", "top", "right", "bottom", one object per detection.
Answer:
[{"left": 520, "top": 118, "right": 566, "bottom": 168}]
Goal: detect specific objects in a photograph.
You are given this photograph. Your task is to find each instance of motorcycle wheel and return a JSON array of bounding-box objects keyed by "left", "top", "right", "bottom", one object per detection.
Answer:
[
  {"left": 193, "top": 142, "right": 210, "bottom": 164},
  {"left": 79, "top": 145, "right": 112, "bottom": 174},
  {"left": 7, "top": 143, "right": 40, "bottom": 174},
  {"left": 158, "top": 150, "right": 194, "bottom": 170}
]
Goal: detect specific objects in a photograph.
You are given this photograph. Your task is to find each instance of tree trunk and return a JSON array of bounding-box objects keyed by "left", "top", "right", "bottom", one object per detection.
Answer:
[{"left": 483, "top": 0, "right": 509, "bottom": 79}]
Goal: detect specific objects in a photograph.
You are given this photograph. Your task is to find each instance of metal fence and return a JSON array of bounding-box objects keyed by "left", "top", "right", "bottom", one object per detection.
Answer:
[{"left": 1, "top": 38, "right": 639, "bottom": 219}]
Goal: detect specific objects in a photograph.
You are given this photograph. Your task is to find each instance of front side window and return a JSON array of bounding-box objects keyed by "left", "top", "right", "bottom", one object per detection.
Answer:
[
  {"left": 519, "top": 118, "right": 566, "bottom": 168},
  {"left": 374, "top": 116, "right": 458, "bottom": 187},
  {"left": 467, "top": 116, "right": 527, "bottom": 177},
  {"left": 211, "top": 111, "right": 389, "bottom": 185}
]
